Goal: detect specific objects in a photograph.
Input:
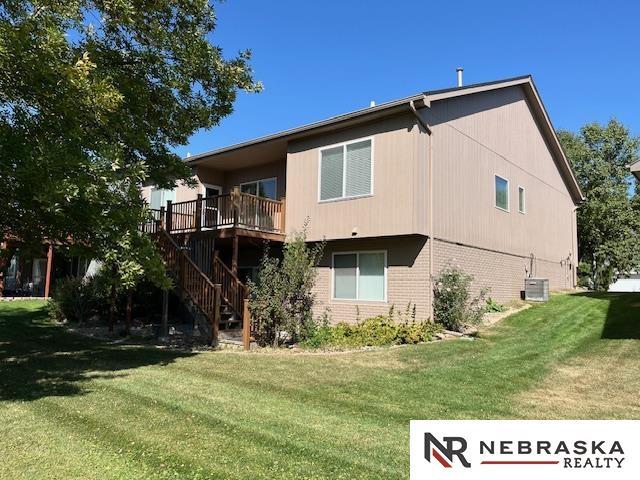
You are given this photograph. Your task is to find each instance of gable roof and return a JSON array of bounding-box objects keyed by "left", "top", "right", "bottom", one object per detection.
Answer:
[{"left": 186, "top": 75, "right": 584, "bottom": 204}]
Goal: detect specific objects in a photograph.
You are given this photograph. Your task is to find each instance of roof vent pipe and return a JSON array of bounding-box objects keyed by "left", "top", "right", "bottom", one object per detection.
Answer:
[
  {"left": 456, "top": 67, "right": 463, "bottom": 87},
  {"left": 370, "top": 100, "right": 376, "bottom": 107}
]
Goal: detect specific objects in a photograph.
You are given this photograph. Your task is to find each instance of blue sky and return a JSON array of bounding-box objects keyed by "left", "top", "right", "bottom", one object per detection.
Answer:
[{"left": 178, "top": 0, "right": 640, "bottom": 158}]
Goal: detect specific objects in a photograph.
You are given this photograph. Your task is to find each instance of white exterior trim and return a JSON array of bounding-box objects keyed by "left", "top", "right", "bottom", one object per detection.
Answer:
[
  {"left": 240, "top": 177, "right": 278, "bottom": 199},
  {"left": 317, "top": 136, "right": 375, "bottom": 203},
  {"left": 330, "top": 250, "right": 388, "bottom": 303},
  {"left": 494, "top": 174, "right": 510, "bottom": 212},
  {"left": 200, "top": 182, "right": 222, "bottom": 197},
  {"left": 518, "top": 185, "right": 526, "bottom": 214}
]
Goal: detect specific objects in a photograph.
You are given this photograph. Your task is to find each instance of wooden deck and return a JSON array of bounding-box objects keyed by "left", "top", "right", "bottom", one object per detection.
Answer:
[{"left": 142, "top": 189, "right": 286, "bottom": 242}]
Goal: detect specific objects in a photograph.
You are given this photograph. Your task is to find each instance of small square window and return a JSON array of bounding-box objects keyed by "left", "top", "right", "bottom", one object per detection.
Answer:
[{"left": 495, "top": 175, "right": 509, "bottom": 211}]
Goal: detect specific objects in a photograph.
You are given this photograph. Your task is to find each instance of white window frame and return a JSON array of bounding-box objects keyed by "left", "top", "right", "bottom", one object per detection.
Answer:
[
  {"left": 149, "top": 185, "right": 176, "bottom": 210},
  {"left": 240, "top": 177, "right": 278, "bottom": 199},
  {"left": 318, "top": 136, "right": 374, "bottom": 203},
  {"left": 331, "top": 250, "right": 387, "bottom": 302},
  {"left": 200, "top": 183, "right": 223, "bottom": 197},
  {"left": 518, "top": 185, "right": 526, "bottom": 214},
  {"left": 199, "top": 183, "right": 224, "bottom": 229},
  {"left": 494, "top": 174, "right": 510, "bottom": 212}
]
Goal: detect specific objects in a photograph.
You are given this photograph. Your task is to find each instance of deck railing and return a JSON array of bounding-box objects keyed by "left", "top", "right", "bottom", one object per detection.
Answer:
[
  {"left": 164, "top": 189, "right": 285, "bottom": 235},
  {"left": 212, "top": 251, "right": 247, "bottom": 320},
  {"left": 155, "top": 229, "right": 220, "bottom": 345},
  {"left": 140, "top": 208, "right": 163, "bottom": 234}
]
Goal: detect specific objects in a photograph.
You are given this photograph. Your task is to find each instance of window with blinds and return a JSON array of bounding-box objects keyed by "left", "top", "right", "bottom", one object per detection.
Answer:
[
  {"left": 319, "top": 138, "right": 372, "bottom": 201},
  {"left": 332, "top": 251, "right": 386, "bottom": 301}
]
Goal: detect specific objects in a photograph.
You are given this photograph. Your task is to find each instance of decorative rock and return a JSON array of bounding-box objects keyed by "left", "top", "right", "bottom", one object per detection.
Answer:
[
  {"left": 461, "top": 326, "right": 479, "bottom": 337},
  {"left": 443, "top": 329, "right": 463, "bottom": 337}
]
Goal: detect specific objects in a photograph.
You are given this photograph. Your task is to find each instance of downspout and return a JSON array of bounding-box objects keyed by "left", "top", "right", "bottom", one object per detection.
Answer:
[{"left": 409, "top": 100, "right": 434, "bottom": 319}]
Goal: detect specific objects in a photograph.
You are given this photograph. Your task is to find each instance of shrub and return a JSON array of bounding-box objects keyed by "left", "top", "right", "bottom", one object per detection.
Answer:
[
  {"left": 301, "top": 304, "right": 441, "bottom": 349},
  {"left": 485, "top": 297, "right": 507, "bottom": 313},
  {"left": 248, "top": 222, "right": 325, "bottom": 347},
  {"left": 48, "top": 277, "right": 95, "bottom": 324},
  {"left": 48, "top": 268, "right": 117, "bottom": 324},
  {"left": 432, "top": 262, "right": 488, "bottom": 332}
]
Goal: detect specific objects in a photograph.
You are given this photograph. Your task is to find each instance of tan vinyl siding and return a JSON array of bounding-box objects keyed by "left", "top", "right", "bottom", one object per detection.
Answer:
[
  {"left": 286, "top": 113, "right": 427, "bottom": 242},
  {"left": 422, "top": 86, "right": 577, "bottom": 265}
]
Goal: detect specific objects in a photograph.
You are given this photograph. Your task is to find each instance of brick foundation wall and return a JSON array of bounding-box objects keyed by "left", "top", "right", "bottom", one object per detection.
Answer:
[
  {"left": 432, "top": 239, "right": 574, "bottom": 306},
  {"left": 312, "top": 235, "right": 574, "bottom": 324},
  {"left": 312, "top": 236, "right": 430, "bottom": 323}
]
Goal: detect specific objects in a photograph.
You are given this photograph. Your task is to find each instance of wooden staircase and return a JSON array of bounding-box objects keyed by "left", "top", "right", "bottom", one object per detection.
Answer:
[{"left": 154, "top": 229, "right": 252, "bottom": 349}]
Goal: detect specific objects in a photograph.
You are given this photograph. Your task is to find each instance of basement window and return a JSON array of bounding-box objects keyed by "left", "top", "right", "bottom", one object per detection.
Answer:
[{"left": 332, "top": 251, "right": 386, "bottom": 301}]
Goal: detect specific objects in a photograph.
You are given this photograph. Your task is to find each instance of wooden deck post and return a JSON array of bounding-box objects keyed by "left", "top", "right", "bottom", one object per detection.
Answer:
[
  {"left": 179, "top": 250, "right": 186, "bottom": 291},
  {"left": 231, "top": 234, "right": 238, "bottom": 276},
  {"left": 231, "top": 186, "right": 241, "bottom": 228},
  {"left": 212, "top": 250, "right": 219, "bottom": 281},
  {"left": 242, "top": 298, "right": 251, "bottom": 351},
  {"left": 280, "top": 196, "right": 286, "bottom": 233},
  {"left": 159, "top": 206, "right": 166, "bottom": 231},
  {"left": 212, "top": 284, "right": 221, "bottom": 346},
  {"left": 195, "top": 193, "right": 203, "bottom": 231},
  {"left": 166, "top": 200, "right": 173, "bottom": 233},
  {"left": 44, "top": 244, "right": 54, "bottom": 298},
  {"left": 161, "top": 289, "right": 169, "bottom": 337}
]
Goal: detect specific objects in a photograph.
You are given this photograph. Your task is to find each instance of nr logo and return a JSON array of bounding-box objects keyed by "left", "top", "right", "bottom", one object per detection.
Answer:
[{"left": 424, "top": 433, "right": 471, "bottom": 468}]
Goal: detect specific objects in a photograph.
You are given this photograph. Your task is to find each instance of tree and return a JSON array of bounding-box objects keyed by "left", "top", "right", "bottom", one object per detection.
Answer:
[
  {"left": 0, "top": 1, "right": 260, "bottom": 287},
  {"left": 248, "top": 225, "right": 325, "bottom": 347},
  {"left": 558, "top": 119, "right": 640, "bottom": 290}
]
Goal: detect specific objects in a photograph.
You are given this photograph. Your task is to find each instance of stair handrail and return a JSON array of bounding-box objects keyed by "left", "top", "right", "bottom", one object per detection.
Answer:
[
  {"left": 156, "top": 229, "right": 220, "bottom": 344},
  {"left": 212, "top": 252, "right": 247, "bottom": 317}
]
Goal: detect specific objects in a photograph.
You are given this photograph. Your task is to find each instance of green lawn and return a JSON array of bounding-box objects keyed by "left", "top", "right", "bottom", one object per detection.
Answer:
[{"left": 1, "top": 293, "right": 639, "bottom": 479}]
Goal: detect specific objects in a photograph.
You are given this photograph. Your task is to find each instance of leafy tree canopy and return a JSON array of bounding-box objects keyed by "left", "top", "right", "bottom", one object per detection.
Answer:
[
  {"left": 558, "top": 119, "right": 640, "bottom": 290},
  {"left": 0, "top": 1, "right": 260, "bottom": 287}
]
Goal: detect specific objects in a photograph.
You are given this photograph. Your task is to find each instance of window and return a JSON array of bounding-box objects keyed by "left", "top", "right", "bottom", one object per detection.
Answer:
[
  {"left": 319, "top": 138, "right": 372, "bottom": 201},
  {"left": 150, "top": 187, "right": 176, "bottom": 210},
  {"left": 240, "top": 178, "right": 277, "bottom": 199},
  {"left": 332, "top": 251, "right": 386, "bottom": 301},
  {"left": 202, "top": 184, "right": 222, "bottom": 198},
  {"left": 494, "top": 175, "right": 509, "bottom": 211},
  {"left": 518, "top": 186, "right": 526, "bottom": 214}
]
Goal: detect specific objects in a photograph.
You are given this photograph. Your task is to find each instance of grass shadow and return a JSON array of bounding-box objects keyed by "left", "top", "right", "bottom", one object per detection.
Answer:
[
  {"left": 0, "top": 301, "right": 196, "bottom": 401},
  {"left": 599, "top": 292, "right": 640, "bottom": 339},
  {"left": 570, "top": 292, "right": 640, "bottom": 340}
]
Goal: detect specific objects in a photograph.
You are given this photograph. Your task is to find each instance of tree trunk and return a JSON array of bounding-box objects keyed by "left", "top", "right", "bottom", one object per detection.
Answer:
[
  {"left": 125, "top": 290, "right": 133, "bottom": 336},
  {"left": 0, "top": 248, "right": 13, "bottom": 299},
  {"left": 108, "top": 282, "right": 117, "bottom": 333}
]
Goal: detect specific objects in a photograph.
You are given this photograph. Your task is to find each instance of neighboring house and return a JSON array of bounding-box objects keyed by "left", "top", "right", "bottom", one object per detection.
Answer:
[
  {"left": 631, "top": 160, "right": 640, "bottom": 182},
  {"left": 609, "top": 273, "right": 640, "bottom": 293},
  {"left": 0, "top": 238, "right": 89, "bottom": 299},
  {"left": 142, "top": 74, "right": 583, "bottom": 324}
]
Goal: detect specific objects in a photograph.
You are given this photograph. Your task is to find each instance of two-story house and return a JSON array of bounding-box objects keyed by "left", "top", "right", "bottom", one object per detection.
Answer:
[{"left": 143, "top": 75, "right": 583, "bottom": 329}]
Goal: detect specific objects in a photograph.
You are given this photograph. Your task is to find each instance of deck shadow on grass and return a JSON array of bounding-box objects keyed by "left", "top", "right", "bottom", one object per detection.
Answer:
[
  {"left": 0, "top": 303, "right": 195, "bottom": 402},
  {"left": 576, "top": 292, "right": 640, "bottom": 340}
]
